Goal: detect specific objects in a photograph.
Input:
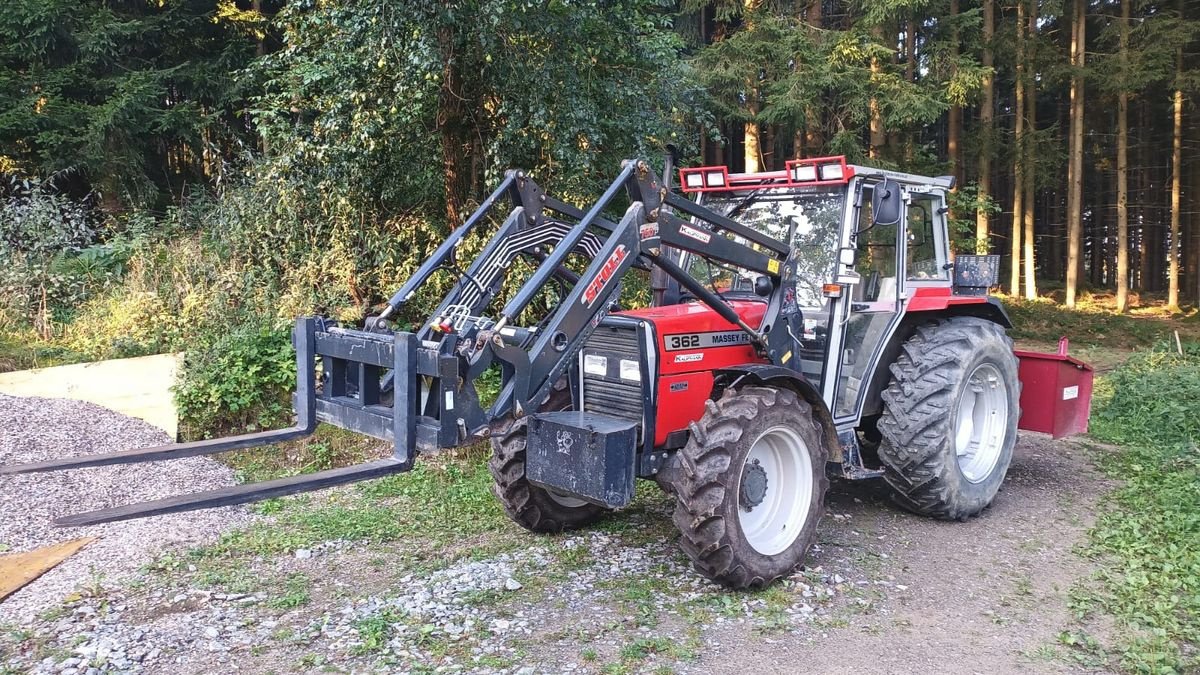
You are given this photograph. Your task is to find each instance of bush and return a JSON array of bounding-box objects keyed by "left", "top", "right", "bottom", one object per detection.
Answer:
[
  {"left": 1089, "top": 341, "right": 1200, "bottom": 448},
  {"left": 0, "top": 176, "right": 97, "bottom": 334},
  {"left": 174, "top": 322, "right": 297, "bottom": 439}
]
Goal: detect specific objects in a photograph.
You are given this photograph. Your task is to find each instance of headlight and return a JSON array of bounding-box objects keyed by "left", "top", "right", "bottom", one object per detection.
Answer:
[
  {"left": 618, "top": 359, "right": 641, "bottom": 382},
  {"left": 584, "top": 354, "right": 608, "bottom": 376}
]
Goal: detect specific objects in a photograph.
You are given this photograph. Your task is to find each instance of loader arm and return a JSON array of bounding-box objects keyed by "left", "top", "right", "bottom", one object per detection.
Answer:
[{"left": 2, "top": 159, "right": 794, "bottom": 526}]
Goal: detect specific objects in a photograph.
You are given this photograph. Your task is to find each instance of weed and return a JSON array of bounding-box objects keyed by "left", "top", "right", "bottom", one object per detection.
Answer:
[
  {"left": 581, "top": 648, "right": 598, "bottom": 661},
  {"left": 268, "top": 573, "right": 312, "bottom": 609},
  {"left": 1066, "top": 342, "right": 1200, "bottom": 671},
  {"left": 351, "top": 608, "right": 405, "bottom": 655}
]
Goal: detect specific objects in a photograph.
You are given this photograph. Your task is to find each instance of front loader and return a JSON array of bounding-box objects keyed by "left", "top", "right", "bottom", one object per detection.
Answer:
[{"left": 3, "top": 156, "right": 1093, "bottom": 589}]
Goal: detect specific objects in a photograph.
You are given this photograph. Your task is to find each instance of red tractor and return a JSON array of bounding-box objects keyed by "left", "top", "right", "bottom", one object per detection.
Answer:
[{"left": 4, "top": 157, "right": 1092, "bottom": 589}]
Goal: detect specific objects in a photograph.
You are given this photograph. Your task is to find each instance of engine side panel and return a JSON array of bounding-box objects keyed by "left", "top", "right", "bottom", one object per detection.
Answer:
[{"left": 612, "top": 300, "right": 771, "bottom": 447}]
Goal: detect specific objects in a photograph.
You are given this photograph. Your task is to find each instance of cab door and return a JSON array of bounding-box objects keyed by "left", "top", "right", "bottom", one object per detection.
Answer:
[{"left": 828, "top": 179, "right": 907, "bottom": 422}]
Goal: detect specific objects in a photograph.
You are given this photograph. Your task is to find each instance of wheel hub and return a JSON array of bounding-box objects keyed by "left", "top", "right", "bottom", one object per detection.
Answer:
[{"left": 739, "top": 459, "right": 769, "bottom": 511}]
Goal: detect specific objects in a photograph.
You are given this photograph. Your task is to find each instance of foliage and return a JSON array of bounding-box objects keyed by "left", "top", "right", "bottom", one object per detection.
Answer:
[
  {"left": 1090, "top": 341, "right": 1200, "bottom": 448},
  {"left": 1067, "top": 343, "right": 1200, "bottom": 672},
  {"left": 252, "top": 0, "right": 703, "bottom": 223},
  {"left": 0, "top": 175, "right": 98, "bottom": 334},
  {"left": 946, "top": 183, "right": 999, "bottom": 253},
  {"left": 0, "top": 0, "right": 261, "bottom": 207},
  {"left": 174, "top": 321, "right": 296, "bottom": 438}
]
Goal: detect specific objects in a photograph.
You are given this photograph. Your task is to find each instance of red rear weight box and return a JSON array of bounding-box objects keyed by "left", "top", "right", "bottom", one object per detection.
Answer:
[
  {"left": 526, "top": 411, "right": 638, "bottom": 509},
  {"left": 1015, "top": 338, "right": 1095, "bottom": 439}
]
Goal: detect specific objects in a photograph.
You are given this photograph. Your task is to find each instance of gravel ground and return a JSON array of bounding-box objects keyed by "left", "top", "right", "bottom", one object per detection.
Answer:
[
  {"left": 0, "top": 394, "right": 254, "bottom": 625},
  {"left": 1, "top": 394, "right": 1112, "bottom": 674}
]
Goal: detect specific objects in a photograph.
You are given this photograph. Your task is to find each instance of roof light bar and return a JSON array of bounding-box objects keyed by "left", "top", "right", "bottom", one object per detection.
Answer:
[
  {"left": 785, "top": 156, "right": 852, "bottom": 187},
  {"left": 679, "top": 156, "right": 853, "bottom": 194},
  {"left": 679, "top": 166, "right": 731, "bottom": 193}
]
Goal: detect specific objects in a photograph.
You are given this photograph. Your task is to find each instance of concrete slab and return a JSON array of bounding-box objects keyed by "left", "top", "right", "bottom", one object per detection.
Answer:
[{"left": 0, "top": 353, "right": 181, "bottom": 437}]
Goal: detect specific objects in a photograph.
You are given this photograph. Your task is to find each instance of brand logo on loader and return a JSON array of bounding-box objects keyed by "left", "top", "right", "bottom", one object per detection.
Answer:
[
  {"left": 556, "top": 430, "right": 575, "bottom": 455},
  {"left": 582, "top": 245, "right": 629, "bottom": 307}
]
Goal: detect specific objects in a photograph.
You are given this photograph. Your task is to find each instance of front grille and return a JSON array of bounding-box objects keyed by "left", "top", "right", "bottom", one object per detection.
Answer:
[{"left": 581, "top": 324, "right": 644, "bottom": 424}]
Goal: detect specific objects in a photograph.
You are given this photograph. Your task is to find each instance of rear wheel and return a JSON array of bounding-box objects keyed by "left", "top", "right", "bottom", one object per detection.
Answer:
[
  {"left": 877, "top": 317, "right": 1020, "bottom": 521},
  {"left": 670, "top": 386, "right": 829, "bottom": 589},
  {"left": 488, "top": 383, "right": 607, "bottom": 533}
]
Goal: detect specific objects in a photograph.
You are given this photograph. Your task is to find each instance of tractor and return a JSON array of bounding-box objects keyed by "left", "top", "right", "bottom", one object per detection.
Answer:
[{"left": 3, "top": 156, "right": 1092, "bottom": 589}]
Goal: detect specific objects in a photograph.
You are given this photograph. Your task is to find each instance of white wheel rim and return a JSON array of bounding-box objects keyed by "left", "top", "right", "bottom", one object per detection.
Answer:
[
  {"left": 954, "top": 363, "right": 1009, "bottom": 484},
  {"left": 738, "top": 426, "right": 814, "bottom": 556},
  {"left": 546, "top": 489, "right": 589, "bottom": 508}
]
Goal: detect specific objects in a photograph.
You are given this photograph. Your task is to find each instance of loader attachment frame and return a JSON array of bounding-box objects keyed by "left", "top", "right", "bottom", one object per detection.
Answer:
[{"left": 2, "top": 160, "right": 794, "bottom": 526}]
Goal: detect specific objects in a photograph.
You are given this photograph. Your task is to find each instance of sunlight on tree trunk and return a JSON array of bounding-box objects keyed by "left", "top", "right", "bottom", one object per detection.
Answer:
[
  {"left": 1022, "top": 0, "right": 1038, "bottom": 300},
  {"left": 1010, "top": 0, "right": 1026, "bottom": 296},
  {"left": 1065, "top": 0, "right": 1086, "bottom": 308},
  {"left": 1168, "top": 34, "right": 1183, "bottom": 310},
  {"left": 976, "top": 0, "right": 995, "bottom": 251},
  {"left": 1116, "top": 0, "right": 1131, "bottom": 313}
]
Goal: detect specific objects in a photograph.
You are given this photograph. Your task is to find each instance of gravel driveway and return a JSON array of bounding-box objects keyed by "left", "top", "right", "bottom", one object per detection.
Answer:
[
  {"left": 0, "top": 395, "right": 1109, "bottom": 674},
  {"left": 0, "top": 394, "right": 253, "bottom": 625}
]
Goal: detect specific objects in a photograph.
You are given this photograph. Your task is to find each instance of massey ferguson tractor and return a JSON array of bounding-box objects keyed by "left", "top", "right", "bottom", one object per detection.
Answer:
[{"left": 3, "top": 156, "right": 1092, "bottom": 589}]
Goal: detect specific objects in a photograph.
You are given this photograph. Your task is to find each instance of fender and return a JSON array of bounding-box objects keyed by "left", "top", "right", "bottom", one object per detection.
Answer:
[
  {"left": 713, "top": 365, "right": 843, "bottom": 464},
  {"left": 906, "top": 289, "right": 1013, "bottom": 328}
]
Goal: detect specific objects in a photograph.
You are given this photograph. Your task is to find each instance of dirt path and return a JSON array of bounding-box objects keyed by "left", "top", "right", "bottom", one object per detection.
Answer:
[
  {"left": 695, "top": 436, "right": 1110, "bottom": 675},
  {"left": 1, "top": 432, "right": 1111, "bottom": 675}
]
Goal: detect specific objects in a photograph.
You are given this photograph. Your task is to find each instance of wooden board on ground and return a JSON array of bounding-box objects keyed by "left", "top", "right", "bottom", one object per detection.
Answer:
[
  {"left": 0, "top": 353, "right": 181, "bottom": 437},
  {"left": 0, "top": 538, "right": 97, "bottom": 602}
]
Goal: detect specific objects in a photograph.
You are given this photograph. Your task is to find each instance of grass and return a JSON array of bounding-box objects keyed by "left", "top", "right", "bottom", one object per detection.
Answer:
[
  {"left": 999, "top": 293, "right": 1199, "bottom": 351},
  {"left": 0, "top": 326, "right": 90, "bottom": 373},
  {"left": 1065, "top": 340, "right": 1200, "bottom": 673}
]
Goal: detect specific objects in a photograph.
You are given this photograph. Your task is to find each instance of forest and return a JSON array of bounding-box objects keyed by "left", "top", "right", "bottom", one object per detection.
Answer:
[{"left": 0, "top": 0, "right": 1198, "bottom": 432}]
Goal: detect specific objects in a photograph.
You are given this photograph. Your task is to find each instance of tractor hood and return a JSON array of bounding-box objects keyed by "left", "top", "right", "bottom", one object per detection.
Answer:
[{"left": 613, "top": 299, "right": 767, "bottom": 376}]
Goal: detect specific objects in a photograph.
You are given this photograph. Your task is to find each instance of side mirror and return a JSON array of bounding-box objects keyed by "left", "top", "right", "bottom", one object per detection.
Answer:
[{"left": 871, "top": 178, "right": 903, "bottom": 227}]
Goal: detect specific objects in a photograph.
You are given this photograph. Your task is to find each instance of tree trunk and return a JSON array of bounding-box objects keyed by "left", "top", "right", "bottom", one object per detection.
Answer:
[
  {"left": 1010, "top": 0, "right": 1027, "bottom": 296},
  {"left": 948, "top": 0, "right": 962, "bottom": 185},
  {"left": 1064, "top": 0, "right": 1086, "bottom": 307},
  {"left": 905, "top": 18, "right": 917, "bottom": 162},
  {"left": 1138, "top": 99, "right": 1151, "bottom": 290},
  {"left": 802, "top": 0, "right": 824, "bottom": 157},
  {"left": 976, "top": 0, "right": 995, "bottom": 251},
  {"left": 1168, "top": 29, "right": 1183, "bottom": 309},
  {"left": 437, "top": 23, "right": 470, "bottom": 227},
  {"left": 869, "top": 24, "right": 887, "bottom": 160},
  {"left": 1022, "top": 0, "right": 1038, "bottom": 299},
  {"left": 745, "top": 114, "right": 762, "bottom": 173},
  {"left": 1116, "top": 0, "right": 1130, "bottom": 311},
  {"left": 744, "top": 0, "right": 762, "bottom": 172}
]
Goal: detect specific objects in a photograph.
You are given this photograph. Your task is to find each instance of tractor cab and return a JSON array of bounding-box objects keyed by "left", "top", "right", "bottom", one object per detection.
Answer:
[{"left": 644, "top": 159, "right": 1003, "bottom": 445}]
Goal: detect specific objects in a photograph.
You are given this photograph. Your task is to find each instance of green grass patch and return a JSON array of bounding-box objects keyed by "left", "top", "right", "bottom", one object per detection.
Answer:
[
  {"left": 999, "top": 295, "right": 1198, "bottom": 350},
  {"left": 150, "top": 449, "right": 514, "bottom": 597},
  {"left": 1068, "top": 341, "right": 1200, "bottom": 672}
]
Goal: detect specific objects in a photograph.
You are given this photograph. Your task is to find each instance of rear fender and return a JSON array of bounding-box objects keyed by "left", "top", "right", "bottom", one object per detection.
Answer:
[
  {"left": 712, "top": 365, "right": 843, "bottom": 464},
  {"left": 857, "top": 297, "right": 1013, "bottom": 420}
]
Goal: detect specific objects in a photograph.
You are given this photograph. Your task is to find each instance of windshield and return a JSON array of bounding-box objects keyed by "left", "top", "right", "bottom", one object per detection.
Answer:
[{"left": 683, "top": 188, "right": 846, "bottom": 309}]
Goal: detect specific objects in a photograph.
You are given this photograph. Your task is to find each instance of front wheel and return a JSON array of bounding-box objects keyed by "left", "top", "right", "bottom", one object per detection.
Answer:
[{"left": 670, "top": 386, "right": 829, "bottom": 589}]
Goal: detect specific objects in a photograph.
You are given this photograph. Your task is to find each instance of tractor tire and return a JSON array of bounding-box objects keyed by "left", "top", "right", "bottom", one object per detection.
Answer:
[
  {"left": 877, "top": 317, "right": 1020, "bottom": 521},
  {"left": 670, "top": 386, "right": 829, "bottom": 589},
  {"left": 488, "top": 382, "right": 607, "bottom": 533}
]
